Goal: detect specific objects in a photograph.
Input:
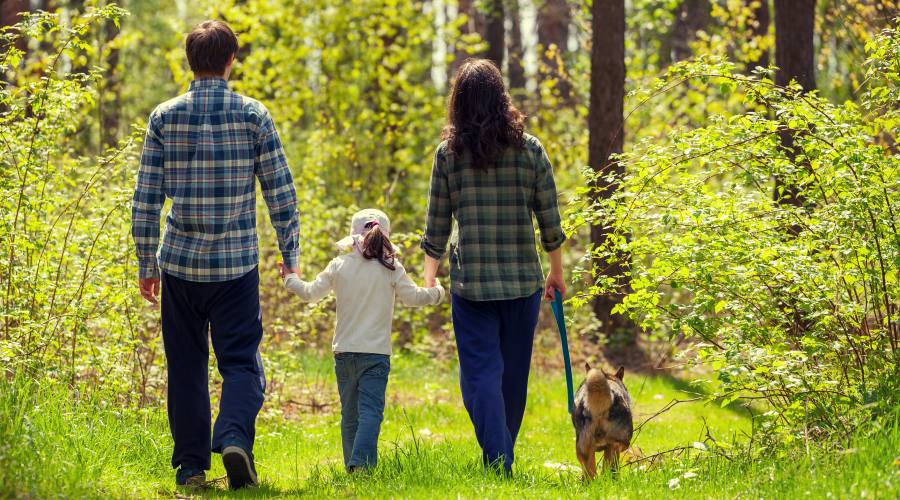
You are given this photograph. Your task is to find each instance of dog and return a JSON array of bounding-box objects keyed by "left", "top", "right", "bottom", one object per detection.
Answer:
[{"left": 572, "top": 363, "right": 633, "bottom": 479}]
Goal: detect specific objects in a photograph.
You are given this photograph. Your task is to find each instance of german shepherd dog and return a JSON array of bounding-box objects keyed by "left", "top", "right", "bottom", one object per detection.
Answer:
[{"left": 572, "top": 363, "right": 633, "bottom": 479}]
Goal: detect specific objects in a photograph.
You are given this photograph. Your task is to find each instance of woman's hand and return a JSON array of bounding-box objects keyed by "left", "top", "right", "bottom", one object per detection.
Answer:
[
  {"left": 543, "top": 270, "right": 566, "bottom": 301},
  {"left": 543, "top": 248, "right": 565, "bottom": 301},
  {"left": 423, "top": 254, "right": 440, "bottom": 288}
]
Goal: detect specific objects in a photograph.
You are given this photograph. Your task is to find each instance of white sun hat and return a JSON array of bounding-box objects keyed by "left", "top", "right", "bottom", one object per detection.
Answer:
[{"left": 335, "top": 208, "right": 399, "bottom": 252}]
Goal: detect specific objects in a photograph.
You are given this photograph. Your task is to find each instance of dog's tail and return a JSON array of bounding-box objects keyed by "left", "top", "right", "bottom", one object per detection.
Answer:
[{"left": 585, "top": 369, "right": 613, "bottom": 414}]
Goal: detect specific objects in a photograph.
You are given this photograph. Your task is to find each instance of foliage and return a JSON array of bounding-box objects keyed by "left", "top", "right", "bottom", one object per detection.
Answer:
[
  {"left": 193, "top": 0, "right": 451, "bottom": 347},
  {"left": 573, "top": 25, "right": 900, "bottom": 443},
  {"left": 0, "top": 5, "right": 161, "bottom": 399}
]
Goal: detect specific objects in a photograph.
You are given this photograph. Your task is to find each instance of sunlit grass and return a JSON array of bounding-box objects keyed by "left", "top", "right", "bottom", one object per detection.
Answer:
[{"left": 1, "top": 354, "right": 897, "bottom": 498}]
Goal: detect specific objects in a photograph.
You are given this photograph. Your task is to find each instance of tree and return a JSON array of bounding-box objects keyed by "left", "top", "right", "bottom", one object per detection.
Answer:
[
  {"left": 746, "top": 0, "right": 771, "bottom": 71},
  {"left": 669, "top": 0, "right": 711, "bottom": 64},
  {"left": 1, "top": 0, "right": 29, "bottom": 55},
  {"left": 482, "top": 0, "right": 504, "bottom": 70},
  {"left": 589, "top": 0, "right": 635, "bottom": 348},
  {"left": 450, "top": 0, "right": 503, "bottom": 78},
  {"left": 773, "top": 0, "right": 815, "bottom": 213},
  {"left": 99, "top": 10, "right": 121, "bottom": 149},
  {"left": 507, "top": 0, "right": 526, "bottom": 90},
  {"left": 537, "top": 0, "right": 571, "bottom": 102},
  {"left": 450, "top": 0, "right": 484, "bottom": 78}
]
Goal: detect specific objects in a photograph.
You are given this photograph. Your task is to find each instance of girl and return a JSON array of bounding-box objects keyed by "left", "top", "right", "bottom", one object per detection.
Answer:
[
  {"left": 420, "top": 59, "right": 566, "bottom": 474},
  {"left": 281, "top": 208, "right": 444, "bottom": 472}
]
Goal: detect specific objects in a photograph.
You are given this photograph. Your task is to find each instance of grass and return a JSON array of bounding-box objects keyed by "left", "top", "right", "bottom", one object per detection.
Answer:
[{"left": 1, "top": 353, "right": 897, "bottom": 498}]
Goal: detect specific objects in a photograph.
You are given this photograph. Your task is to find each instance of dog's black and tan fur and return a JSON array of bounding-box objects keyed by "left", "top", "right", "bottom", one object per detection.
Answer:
[{"left": 572, "top": 363, "right": 633, "bottom": 479}]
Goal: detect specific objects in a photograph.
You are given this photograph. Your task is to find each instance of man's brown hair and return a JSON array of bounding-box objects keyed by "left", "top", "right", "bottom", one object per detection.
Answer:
[{"left": 185, "top": 20, "right": 238, "bottom": 75}]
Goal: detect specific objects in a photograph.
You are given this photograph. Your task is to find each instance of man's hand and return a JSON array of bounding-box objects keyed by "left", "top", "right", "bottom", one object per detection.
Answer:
[
  {"left": 279, "top": 262, "right": 299, "bottom": 279},
  {"left": 139, "top": 278, "right": 160, "bottom": 305}
]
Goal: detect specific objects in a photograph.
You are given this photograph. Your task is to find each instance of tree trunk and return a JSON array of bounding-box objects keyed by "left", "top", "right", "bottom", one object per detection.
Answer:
[
  {"left": 1, "top": 0, "right": 30, "bottom": 54},
  {"left": 99, "top": 13, "right": 120, "bottom": 149},
  {"left": 773, "top": 0, "right": 815, "bottom": 338},
  {"left": 483, "top": 0, "right": 504, "bottom": 69},
  {"left": 450, "top": 0, "right": 483, "bottom": 79},
  {"left": 773, "top": 0, "right": 815, "bottom": 212},
  {"left": 746, "top": 0, "right": 771, "bottom": 72},
  {"left": 507, "top": 0, "right": 526, "bottom": 91},
  {"left": 774, "top": 0, "right": 815, "bottom": 91},
  {"left": 537, "top": 0, "right": 571, "bottom": 103},
  {"left": 669, "top": 0, "right": 711, "bottom": 63},
  {"left": 589, "top": 0, "right": 635, "bottom": 348}
]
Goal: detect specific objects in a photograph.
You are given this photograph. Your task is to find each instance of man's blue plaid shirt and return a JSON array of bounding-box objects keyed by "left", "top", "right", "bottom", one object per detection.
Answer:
[{"left": 131, "top": 78, "right": 299, "bottom": 282}]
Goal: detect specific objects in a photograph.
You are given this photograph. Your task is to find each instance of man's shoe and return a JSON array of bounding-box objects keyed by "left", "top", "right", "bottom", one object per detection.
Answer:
[
  {"left": 175, "top": 468, "right": 206, "bottom": 488},
  {"left": 222, "top": 444, "right": 258, "bottom": 489}
]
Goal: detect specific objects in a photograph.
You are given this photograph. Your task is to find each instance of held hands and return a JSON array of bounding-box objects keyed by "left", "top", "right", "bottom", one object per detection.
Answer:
[
  {"left": 139, "top": 278, "right": 160, "bottom": 305},
  {"left": 278, "top": 262, "right": 300, "bottom": 279}
]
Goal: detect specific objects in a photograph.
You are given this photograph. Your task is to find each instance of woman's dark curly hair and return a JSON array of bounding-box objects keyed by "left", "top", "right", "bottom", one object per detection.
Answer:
[{"left": 441, "top": 59, "right": 526, "bottom": 169}]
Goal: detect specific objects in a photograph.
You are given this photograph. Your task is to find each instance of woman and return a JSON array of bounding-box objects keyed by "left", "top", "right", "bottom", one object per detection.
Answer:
[{"left": 421, "top": 59, "right": 566, "bottom": 473}]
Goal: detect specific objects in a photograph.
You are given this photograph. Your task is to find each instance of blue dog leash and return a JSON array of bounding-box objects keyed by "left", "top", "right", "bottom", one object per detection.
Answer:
[{"left": 550, "top": 289, "right": 575, "bottom": 415}]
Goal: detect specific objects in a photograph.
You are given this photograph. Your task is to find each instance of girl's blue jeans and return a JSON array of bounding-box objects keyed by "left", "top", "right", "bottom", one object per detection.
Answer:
[{"left": 334, "top": 352, "right": 390, "bottom": 469}]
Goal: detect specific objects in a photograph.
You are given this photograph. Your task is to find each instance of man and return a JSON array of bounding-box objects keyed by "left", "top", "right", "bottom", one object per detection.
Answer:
[{"left": 131, "top": 20, "right": 299, "bottom": 489}]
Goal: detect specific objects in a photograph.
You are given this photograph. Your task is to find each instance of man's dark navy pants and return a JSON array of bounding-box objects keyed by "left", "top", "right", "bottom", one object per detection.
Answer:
[
  {"left": 160, "top": 267, "right": 266, "bottom": 472},
  {"left": 451, "top": 290, "right": 542, "bottom": 472}
]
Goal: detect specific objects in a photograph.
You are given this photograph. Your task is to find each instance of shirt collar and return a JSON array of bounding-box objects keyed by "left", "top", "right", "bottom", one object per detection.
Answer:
[{"left": 189, "top": 78, "right": 228, "bottom": 90}]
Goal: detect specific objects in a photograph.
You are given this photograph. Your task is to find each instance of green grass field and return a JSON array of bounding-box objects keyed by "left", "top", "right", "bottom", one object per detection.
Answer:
[{"left": 1, "top": 353, "right": 897, "bottom": 498}]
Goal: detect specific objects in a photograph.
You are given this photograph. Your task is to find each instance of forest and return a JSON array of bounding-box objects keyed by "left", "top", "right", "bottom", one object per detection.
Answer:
[{"left": 0, "top": 0, "right": 898, "bottom": 497}]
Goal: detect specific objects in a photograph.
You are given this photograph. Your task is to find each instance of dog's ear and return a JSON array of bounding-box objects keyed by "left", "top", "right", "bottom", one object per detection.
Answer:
[
  {"left": 584, "top": 362, "right": 592, "bottom": 373},
  {"left": 615, "top": 366, "right": 625, "bottom": 380}
]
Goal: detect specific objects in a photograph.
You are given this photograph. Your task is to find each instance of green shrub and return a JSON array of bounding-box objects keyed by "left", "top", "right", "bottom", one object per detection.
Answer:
[{"left": 573, "top": 25, "right": 900, "bottom": 442}]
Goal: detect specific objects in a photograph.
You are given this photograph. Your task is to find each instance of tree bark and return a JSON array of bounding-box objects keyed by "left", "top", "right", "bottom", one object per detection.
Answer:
[
  {"left": 1, "top": 0, "right": 30, "bottom": 54},
  {"left": 669, "top": 0, "right": 711, "bottom": 63},
  {"left": 483, "top": 0, "right": 504, "bottom": 69},
  {"left": 773, "top": 0, "right": 815, "bottom": 211},
  {"left": 450, "top": 0, "right": 484, "bottom": 79},
  {"left": 507, "top": 0, "right": 526, "bottom": 90},
  {"left": 589, "top": 0, "right": 635, "bottom": 347},
  {"left": 537, "top": 0, "right": 571, "bottom": 103},
  {"left": 773, "top": 0, "right": 815, "bottom": 344},
  {"left": 746, "top": 0, "right": 771, "bottom": 72},
  {"left": 99, "top": 14, "right": 120, "bottom": 150},
  {"left": 774, "top": 0, "right": 815, "bottom": 91}
]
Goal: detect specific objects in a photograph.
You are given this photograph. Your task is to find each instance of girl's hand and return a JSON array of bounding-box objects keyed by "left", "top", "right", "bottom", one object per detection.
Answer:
[
  {"left": 543, "top": 270, "right": 566, "bottom": 302},
  {"left": 278, "top": 262, "right": 287, "bottom": 279}
]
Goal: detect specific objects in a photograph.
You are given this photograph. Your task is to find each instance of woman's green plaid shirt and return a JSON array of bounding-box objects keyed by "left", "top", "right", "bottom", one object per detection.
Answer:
[{"left": 421, "top": 134, "right": 566, "bottom": 301}]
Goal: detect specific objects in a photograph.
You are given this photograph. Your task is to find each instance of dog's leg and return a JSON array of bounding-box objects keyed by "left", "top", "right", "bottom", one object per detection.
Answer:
[
  {"left": 576, "top": 450, "right": 592, "bottom": 481},
  {"left": 602, "top": 447, "right": 619, "bottom": 472},
  {"left": 584, "top": 450, "right": 597, "bottom": 480}
]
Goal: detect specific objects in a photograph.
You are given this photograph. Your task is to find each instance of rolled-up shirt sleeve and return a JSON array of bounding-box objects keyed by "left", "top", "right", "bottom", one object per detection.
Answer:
[
  {"left": 532, "top": 141, "right": 566, "bottom": 252},
  {"left": 421, "top": 146, "right": 452, "bottom": 259}
]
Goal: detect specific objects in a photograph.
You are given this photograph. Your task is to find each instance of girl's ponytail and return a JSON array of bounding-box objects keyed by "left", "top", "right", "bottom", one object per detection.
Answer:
[{"left": 361, "top": 222, "right": 396, "bottom": 270}]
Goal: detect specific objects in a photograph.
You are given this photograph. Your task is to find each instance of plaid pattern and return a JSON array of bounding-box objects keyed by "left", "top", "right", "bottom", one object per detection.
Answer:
[
  {"left": 421, "top": 134, "right": 566, "bottom": 301},
  {"left": 131, "top": 78, "right": 299, "bottom": 282}
]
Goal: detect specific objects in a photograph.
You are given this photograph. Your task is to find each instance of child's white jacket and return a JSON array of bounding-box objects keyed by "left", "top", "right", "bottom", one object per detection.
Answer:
[{"left": 283, "top": 252, "right": 444, "bottom": 355}]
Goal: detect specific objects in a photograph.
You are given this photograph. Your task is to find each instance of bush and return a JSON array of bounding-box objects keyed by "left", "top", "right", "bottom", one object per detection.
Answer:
[
  {"left": 0, "top": 7, "right": 158, "bottom": 398},
  {"left": 573, "top": 25, "right": 900, "bottom": 442}
]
